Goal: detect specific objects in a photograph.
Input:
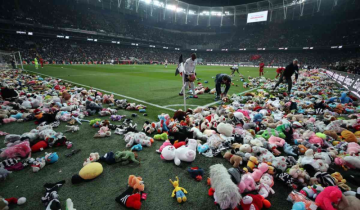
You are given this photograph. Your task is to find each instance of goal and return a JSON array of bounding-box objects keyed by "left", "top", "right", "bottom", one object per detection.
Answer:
[{"left": 0, "top": 50, "right": 24, "bottom": 70}]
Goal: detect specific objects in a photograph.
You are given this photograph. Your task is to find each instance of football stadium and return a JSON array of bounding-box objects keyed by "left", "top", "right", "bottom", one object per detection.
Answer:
[{"left": 1, "top": 0, "right": 360, "bottom": 210}]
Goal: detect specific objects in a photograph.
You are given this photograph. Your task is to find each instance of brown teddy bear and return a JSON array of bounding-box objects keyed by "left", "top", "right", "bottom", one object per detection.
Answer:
[
  {"left": 223, "top": 151, "right": 242, "bottom": 168},
  {"left": 324, "top": 130, "right": 338, "bottom": 141}
]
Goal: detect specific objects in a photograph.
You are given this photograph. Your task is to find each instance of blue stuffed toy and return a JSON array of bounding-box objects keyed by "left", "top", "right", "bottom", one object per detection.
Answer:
[
  {"left": 10, "top": 113, "right": 23, "bottom": 119},
  {"left": 253, "top": 113, "right": 263, "bottom": 123},
  {"left": 131, "top": 144, "right": 143, "bottom": 151},
  {"left": 284, "top": 143, "right": 297, "bottom": 156},
  {"left": 292, "top": 202, "right": 306, "bottom": 210},
  {"left": 158, "top": 115, "right": 169, "bottom": 132},
  {"left": 197, "top": 144, "right": 209, "bottom": 154},
  {"left": 44, "top": 152, "right": 58, "bottom": 164}
]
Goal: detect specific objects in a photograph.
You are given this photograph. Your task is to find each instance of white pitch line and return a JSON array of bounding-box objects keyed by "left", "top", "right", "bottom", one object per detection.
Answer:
[
  {"left": 164, "top": 104, "right": 199, "bottom": 108},
  {"left": 23, "top": 69, "right": 176, "bottom": 112},
  {"left": 200, "top": 88, "right": 258, "bottom": 108}
]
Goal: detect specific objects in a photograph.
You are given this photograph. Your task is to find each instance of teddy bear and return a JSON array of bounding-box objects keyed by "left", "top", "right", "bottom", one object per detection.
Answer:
[
  {"left": 223, "top": 151, "right": 242, "bottom": 168},
  {"left": 346, "top": 142, "right": 360, "bottom": 155},
  {"left": 160, "top": 139, "right": 197, "bottom": 166},
  {"left": 128, "top": 175, "right": 145, "bottom": 192},
  {"left": 272, "top": 156, "right": 287, "bottom": 172},
  {"left": 288, "top": 165, "right": 310, "bottom": 184},
  {"left": 94, "top": 126, "right": 111, "bottom": 138},
  {"left": 315, "top": 186, "right": 342, "bottom": 210},
  {"left": 256, "top": 173, "right": 275, "bottom": 198},
  {"left": 324, "top": 130, "right": 338, "bottom": 141},
  {"left": 251, "top": 163, "right": 269, "bottom": 182},
  {"left": 124, "top": 132, "right": 154, "bottom": 148},
  {"left": 238, "top": 173, "right": 256, "bottom": 193},
  {"left": 217, "top": 123, "right": 233, "bottom": 137},
  {"left": 245, "top": 156, "right": 259, "bottom": 172},
  {"left": 268, "top": 136, "right": 286, "bottom": 148}
]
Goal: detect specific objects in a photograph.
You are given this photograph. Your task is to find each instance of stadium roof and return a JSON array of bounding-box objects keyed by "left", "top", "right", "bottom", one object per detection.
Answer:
[{"left": 181, "top": 0, "right": 267, "bottom": 7}]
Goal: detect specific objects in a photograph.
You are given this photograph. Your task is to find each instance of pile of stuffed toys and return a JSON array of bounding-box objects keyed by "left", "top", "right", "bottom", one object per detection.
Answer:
[{"left": 1, "top": 67, "right": 360, "bottom": 210}]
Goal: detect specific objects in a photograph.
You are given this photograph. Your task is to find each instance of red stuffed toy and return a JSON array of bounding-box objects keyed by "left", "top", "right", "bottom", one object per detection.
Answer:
[
  {"left": 315, "top": 186, "right": 342, "bottom": 210},
  {"left": 240, "top": 194, "right": 271, "bottom": 210}
]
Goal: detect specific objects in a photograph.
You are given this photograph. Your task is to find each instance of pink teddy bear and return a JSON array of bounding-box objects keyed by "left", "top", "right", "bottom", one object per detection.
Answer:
[
  {"left": 346, "top": 142, "right": 360, "bottom": 155},
  {"left": 238, "top": 174, "right": 256, "bottom": 193},
  {"left": 156, "top": 140, "right": 172, "bottom": 153},
  {"left": 309, "top": 134, "right": 324, "bottom": 146},
  {"left": 251, "top": 163, "right": 269, "bottom": 182},
  {"left": 268, "top": 136, "right": 286, "bottom": 147}
]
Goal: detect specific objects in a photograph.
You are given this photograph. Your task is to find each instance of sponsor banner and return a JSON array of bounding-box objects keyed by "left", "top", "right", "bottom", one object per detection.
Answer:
[
  {"left": 247, "top": 11, "right": 268, "bottom": 23},
  {"left": 325, "top": 69, "right": 360, "bottom": 98}
]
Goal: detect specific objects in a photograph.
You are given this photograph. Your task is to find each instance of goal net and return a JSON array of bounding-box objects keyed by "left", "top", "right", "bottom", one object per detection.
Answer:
[{"left": 0, "top": 50, "right": 23, "bottom": 70}]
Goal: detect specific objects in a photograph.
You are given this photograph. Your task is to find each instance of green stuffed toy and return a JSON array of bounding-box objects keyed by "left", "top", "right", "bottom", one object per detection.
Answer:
[
  {"left": 260, "top": 128, "right": 286, "bottom": 140},
  {"left": 114, "top": 151, "right": 139, "bottom": 164},
  {"left": 89, "top": 118, "right": 101, "bottom": 126},
  {"left": 154, "top": 133, "right": 168, "bottom": 141}
]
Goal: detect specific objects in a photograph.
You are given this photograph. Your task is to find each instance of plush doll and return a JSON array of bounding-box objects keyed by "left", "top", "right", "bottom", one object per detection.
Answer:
[
  {"left": 187, "top": 167, "right": 204, "bottom": 181},
  {"left": 114, "top": 151, "right": 139, "bottom": 164},
  {"left": 72, "top": 162, "right": 103, "bottom": 184},
  {"left": 0, "top": 196, "right": 26, "bottom": 209},
  {"left": 128, "top": 175, "right": 145, "bottom": 192},
  {"left": 288, "top": 165, "right": 310, "bottom": 184},
  {"left": 83, "top": 152, "right": 100, "bottom": 166},
  {"left": 0, "top": 141, "right": 31, "bottom": 159},
  {"left": 209, "top": 164, "right": 242, "bottom": 210},
  {"left": 272, "top": 156, "right": 287, "bottom": 172},
  {"left": 124, "top": 132, "right": 154, "bottom": 147},
  {"left": 153, "top": 133, "right": 168, "bottom": 141},
  {"left": 240, "top": 194, "right": 271, "bottom": 210},
  {"left": 284, "top": 142, "right": 297, "bottom": 156},
  {"left": 335, "top": 193, "right": 360, "bottom": 210},
  {"left": 292, "top": 202, "right": 306, "bottom": 210},
  {"left": 245, "top": 156, "right": 259, "bottom": 172},
  {"left": 260, "top": 128, "right": 285, "bottom": 140},
  {"left": 160, "top": 139, "right": 197, "bottom": 166},
  {"left": 169, "top": 176, "right": 187, "bottom": 203},
  {"left": 341, "top": 130, "right": 358, "bottom": 143},
  {"left": 156, "top": 140, "right": 172, "bottom": 153},
  {"left": 346, "top": 142, "right": 360, "bottom": 155},
  {"left": 115, "top": 187, "right": 142, "bottom": 210},
  {"left": 343, "top": 156, "right": 360, "bottom": 169},
  {"left": 308, "top": 134, "right": 324, "bottom": 146},
  {"left": 42, "top": 180, "right": 65, "bottom": 210},
  {"left": 323, "top": 130, "right": 338, "bottom": 141},
  {"left": 238, "top": 173, "right": 256, "bottom": 193},
  {"left": 217, "top": 123, "right": 234, "bottom": 137},
  {"left": 31, "top": 158, "right": 46, "bottom": 172},
  {"left": 256, "top": 173, "right": 275, "bottom": 198},
  {"left": 315, "top": 186, "right": 342, "bottom": 210},
  {"left": 197, "top": 143, "right": 210, "bottom": 154},
  {"left": 251, "top": 163, "right": 269, "bottom": 182},
  {"left": 131, "top": 144, "right": 143, "bottom": 151},
  {"left": 31, "top": 140, "right": 48, "bottom": 152},
  {"left": 65, "top": 125, "right": 79, "bottom": 133},
  {"left": 223, "top": 151, "right": 242, "bottom": 168},
  {"left": 287, "top": 190, "right": 318, "bottom": 210}
]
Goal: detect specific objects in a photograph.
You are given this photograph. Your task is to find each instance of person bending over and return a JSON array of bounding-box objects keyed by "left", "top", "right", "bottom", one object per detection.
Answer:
[
  {"left": 273, "top": 59, "right": 299, "bottom": 95},
  {"left": 214, "top": 74, "right": 231, "bottom": 101},
  {"left": 179, "top": 53, "right": 198, "bottom": 98},
  {"left": 230, "top": 65, "right": 240, "bottom": 77},
  {"left": 275, "top": 66, "right": 285, "bottom": 79}
]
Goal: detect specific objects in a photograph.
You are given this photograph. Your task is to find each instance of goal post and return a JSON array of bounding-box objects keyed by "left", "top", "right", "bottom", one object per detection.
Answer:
[{"left": 0, "top": 50, "right": 24, "bottom": 70}]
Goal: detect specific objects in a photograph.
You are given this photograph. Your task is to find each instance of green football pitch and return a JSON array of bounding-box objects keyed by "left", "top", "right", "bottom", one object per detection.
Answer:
[
  {"left": 23, "top": 64, "right": 277, "bottom": 117},
  {"left": 1, "top": 64, "right": 301, "bottom": 210}
]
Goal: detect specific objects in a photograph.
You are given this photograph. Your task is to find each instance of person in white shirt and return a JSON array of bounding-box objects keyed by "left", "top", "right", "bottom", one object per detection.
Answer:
[
  {"left": 230, "top": 65, "right": 239, "bottom": 77},
  {"left": 179, "top": 53, "right": 198, "bottom": 98},
  {"left": 165, "top": 59, "right": 168, "bottom": 68}
]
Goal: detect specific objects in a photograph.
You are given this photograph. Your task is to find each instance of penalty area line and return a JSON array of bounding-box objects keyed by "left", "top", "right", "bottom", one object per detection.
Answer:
[{"left": 23, "top": 69, "right": 176, "bottom": 112}]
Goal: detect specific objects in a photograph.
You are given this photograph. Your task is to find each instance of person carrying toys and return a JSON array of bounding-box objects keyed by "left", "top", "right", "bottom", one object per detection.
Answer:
[{"left": 179, "top": 53, "right": 198, "bottom": 98}]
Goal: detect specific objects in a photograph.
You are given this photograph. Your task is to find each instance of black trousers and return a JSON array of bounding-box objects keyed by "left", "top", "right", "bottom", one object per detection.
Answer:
[{"left": 274, "top": 74, "right": 292, "bottom": 93}]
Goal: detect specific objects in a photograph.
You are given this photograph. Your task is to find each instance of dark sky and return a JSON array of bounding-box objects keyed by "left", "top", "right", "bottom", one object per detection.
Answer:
[{"left": 181, "top": 0, "right": 262, "bottom": 7}]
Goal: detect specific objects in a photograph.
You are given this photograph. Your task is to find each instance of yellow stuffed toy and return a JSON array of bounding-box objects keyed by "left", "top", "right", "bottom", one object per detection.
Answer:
[
  {"left": 341, "top": 130, "right": 357, "bottom": 143},
  {"left": 170, "top": 176, "right": 187, "bottom": 203},
  {"left": 72, "top": 162, "right": 103, "bottom": 184}
]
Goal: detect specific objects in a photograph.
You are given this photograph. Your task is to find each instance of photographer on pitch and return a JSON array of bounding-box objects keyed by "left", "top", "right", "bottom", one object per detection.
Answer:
[{"left": 273, "top": 59, "right": 299, "bottom": 95}]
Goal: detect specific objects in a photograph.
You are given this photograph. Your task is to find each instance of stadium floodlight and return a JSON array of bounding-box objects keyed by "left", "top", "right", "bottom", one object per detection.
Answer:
[
  {"left": 263, "top": 48, "right": 266, "bottom": 50},
  {"left": 188, "top": 10, "right": 196, "bottom": 15},
  {"left": 28, "top": 32, "right": 33, "bottom": 35},
  {"left": 244, "top": 48, "right": 247, "bottom": 51},
  {"left": 211, "top": 11, "right": 222, "bottom": 16},
  {"left": 309, "top": 47, "right": 313, "bottom": 49},
  {"left": 143, "top": 0, "right": 151, "bottom": 4},
  {"left": 339, "top": 46, "right": 343, "bottom": 49},
  {"left": 117, "top": 41, "right": 120, "bottom": 44},
  {"left": 166, "top": 5, "right": 176, "bottom": 11},
  {"left": 65, "top": 36, "right": 70, "bottom": 39},
  {"left": 94, "top": 39, "right": 98, "bottom": 42},
  {"left": 285, "top": 48, "right": 288, "bottom": 50},
  {"left": 16, "top": 31, "right": 26, "bottom": 34},
  {"left": 153, "top": 0, "right": 164, "bottom": 7},
  {"left": 199, "top": 11, "right": 210, "bottom": 16}
]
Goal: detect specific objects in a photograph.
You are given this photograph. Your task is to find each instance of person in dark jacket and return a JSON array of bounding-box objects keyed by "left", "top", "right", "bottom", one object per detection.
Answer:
[
  {"left": 214, "top": 74, "right": 231, "bottom": 101},
  {"left": 273, "top": 59, "right": 299, "bottom": 94}
]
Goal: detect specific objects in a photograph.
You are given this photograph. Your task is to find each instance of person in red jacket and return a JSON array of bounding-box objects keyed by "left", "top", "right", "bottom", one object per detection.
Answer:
[
  {"left": 39, "top": 57, "right": 44, "bottom": 68},
  {"left": 275, "top": 66, "right": 285, "bottom": 78},
  {"left": 259, "top": 62, "right": 265, "bottom": 77}
]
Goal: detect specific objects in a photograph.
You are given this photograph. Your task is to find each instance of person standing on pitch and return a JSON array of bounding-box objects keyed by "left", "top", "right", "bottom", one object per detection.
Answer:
[
  {"left": 179, "top": 53, "right": 198, "bottom": 98},
  {"left": 259, "top": 61, "right": 265, "bottom": 77},
  {"left": 34, "top": 57, "right": 39, "bottom": 69},
  {"left": 273, "top": 59, "right": 299, "bottom": 95},
  {"left": 214, "top": 74, "right": 231, "bottom": 101}
]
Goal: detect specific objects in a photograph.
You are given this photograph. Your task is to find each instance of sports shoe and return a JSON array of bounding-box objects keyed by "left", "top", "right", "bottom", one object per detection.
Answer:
[
  {"left": 193, "top": 95, "right": 198, "bottom": 98},
  {"left": 179, "top": 93, "right": 183, "bottom": 96},
  {"left": 214, "top": 96, "right": 220, "bottom": 101}
]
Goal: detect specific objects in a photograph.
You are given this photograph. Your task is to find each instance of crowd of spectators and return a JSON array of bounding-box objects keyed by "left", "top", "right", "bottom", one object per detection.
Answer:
[
  {"left": 1, "top": 0, "right": 360, "bottom": 49},
  {"left": 1, "top": 34, "right": 359, "bottom": 68}
]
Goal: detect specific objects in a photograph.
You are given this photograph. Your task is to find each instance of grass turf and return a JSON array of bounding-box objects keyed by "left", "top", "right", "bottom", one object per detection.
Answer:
[{"left": 1, "top": 64, "right": 359, "bottom": 210}]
